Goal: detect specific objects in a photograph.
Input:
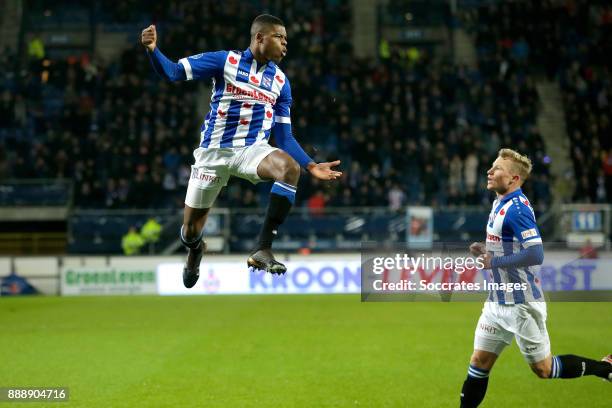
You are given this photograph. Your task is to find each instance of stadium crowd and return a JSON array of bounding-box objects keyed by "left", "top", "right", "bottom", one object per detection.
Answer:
[
  {"left": 0, "top": 0, "right": 560, "bottom": 212},
  {"left": 462, "top": 0, "right": 611, "bottom": 203}
]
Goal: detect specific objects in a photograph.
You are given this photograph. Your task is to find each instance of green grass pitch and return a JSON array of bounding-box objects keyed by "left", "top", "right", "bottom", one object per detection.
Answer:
[{"left": 1, "top": 295, "right": 610, "bottom": 407}]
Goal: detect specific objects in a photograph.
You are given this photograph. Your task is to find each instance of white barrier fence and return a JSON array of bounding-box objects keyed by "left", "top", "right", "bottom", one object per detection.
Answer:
[
  {"left": 0, "top": 252, "right": 611, "bottom": 296},
  {"left": 157, "top": 260, "right": 361, "bottom": 295}
]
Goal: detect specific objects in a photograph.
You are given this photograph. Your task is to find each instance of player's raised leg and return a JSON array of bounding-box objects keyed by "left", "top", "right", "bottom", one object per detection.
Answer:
[
  {"left": 514, "top": 307, "right": 612, "bottom": 381},
  {"left": 248, "top": 150, "right": 300, "bottom": 274},
  {"left": 531, "top": 353, "right": 612, "bottom": 381},
  {"left": 460, "top": 349, "right": 498, "bottom": 408}
]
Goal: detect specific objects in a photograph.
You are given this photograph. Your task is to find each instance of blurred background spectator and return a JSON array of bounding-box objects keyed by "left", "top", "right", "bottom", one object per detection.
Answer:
[{"left": 0, "top": 0, "right": 555, "bottom": 211}]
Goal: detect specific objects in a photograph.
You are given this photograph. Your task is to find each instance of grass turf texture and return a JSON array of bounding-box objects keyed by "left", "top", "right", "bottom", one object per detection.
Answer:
[{"left": 1, "top": 295, "right": 610, "bottom": 407}]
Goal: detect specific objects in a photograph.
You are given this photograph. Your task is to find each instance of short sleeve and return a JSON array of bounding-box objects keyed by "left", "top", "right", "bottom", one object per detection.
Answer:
[
  {"left": 178, "top": 51, "right": 227, "bottom": 81},
  {"left": 273, "top": 79, "right": 292, "bottom": 123},
  {"left": 502, "top": 205, "right": 542, "bottom": 246}
]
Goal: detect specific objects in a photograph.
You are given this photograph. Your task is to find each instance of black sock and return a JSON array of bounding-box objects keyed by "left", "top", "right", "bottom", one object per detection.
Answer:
[
  {"left": 180, "top": 226, "right": 202, "bottom": 250},
  {"left": 551, "top": 355, "right": 612, "bottom": 379},
  {"left": 257, "top": 192, "right": 292, "bottom": 250},
  {"left": 460, "top": 365, "right": 489, "bottom": 408}
]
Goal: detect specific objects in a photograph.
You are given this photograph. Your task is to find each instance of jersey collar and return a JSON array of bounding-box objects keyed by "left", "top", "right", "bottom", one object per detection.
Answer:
[
  {"left": 244, "top": 47, "right": 275, "bottom": 70},
  {"left": 499, "top": 188, "right": 523, "bottom": 203}
]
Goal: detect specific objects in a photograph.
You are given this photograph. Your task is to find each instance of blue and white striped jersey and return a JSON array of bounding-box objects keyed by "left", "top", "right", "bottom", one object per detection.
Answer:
[
  {"left": 177, "top": 48, "right": 291, "bottom": 149},
  {"left": 485, "top": 188, "right": 544, "bottom": 304}
]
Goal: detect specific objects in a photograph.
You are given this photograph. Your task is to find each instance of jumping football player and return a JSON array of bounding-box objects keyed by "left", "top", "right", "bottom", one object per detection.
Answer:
[
  {"left": 141, "top": 15, "right": 342, "bottom": 287},
  {"left": 460, "top": 148, "right": 611, "bottom": 408}
]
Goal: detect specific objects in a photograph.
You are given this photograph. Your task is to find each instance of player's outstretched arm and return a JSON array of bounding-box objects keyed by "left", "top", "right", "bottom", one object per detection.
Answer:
[{"left": 141, "top": 24, "right": 186, "bottom": 82}]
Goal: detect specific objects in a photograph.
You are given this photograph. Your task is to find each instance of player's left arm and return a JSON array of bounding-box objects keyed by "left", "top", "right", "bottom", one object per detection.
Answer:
[
  {"left": 273, "top": 79, "right": 342, "bottom": 181},
  {"left": 488, "top": 205, "right": 544, "bottom": 269}
]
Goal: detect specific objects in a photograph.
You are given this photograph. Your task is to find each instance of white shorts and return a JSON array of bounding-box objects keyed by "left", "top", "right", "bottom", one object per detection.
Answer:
[
  {"left": 473, "top": 301, "right": 550, "bottom": 363},
  {"left": 184, "top": 143, "right": 278, "bottom": 208}
]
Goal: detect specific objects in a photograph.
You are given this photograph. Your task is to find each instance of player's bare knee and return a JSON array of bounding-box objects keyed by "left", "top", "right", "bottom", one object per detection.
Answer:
[
  {"left": 278, "top": 157, "right": 300, "bottom": 185},
  {"left": 531, "top": 364, "right": 551, "bottom": 379},
  {"left": 470, "top": 355, "right": 485, "bottom": 369},
  {"left": 182, "top": 210, "right": 208, "bottom": 239},
  {"left": 470, "top": 352, "right": 495, "bottom": 370},
  {"left": 182, "top": 222, "right": 199, "bottom": 239},
  {"left": 534, "top": 367, "right": 551, "bottom": 379}
]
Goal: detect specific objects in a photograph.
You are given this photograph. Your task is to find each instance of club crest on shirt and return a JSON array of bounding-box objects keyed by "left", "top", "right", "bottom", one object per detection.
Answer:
[{"left": 262, "top": 76, "right": 272, "bottom": 88}]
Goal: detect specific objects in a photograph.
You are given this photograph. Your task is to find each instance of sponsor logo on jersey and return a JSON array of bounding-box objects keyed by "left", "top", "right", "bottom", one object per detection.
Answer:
[
  {"left": 521, "top": 228, "right": 538, "bottom": 239},
  {"left": 226, "top": 83, "right": 276, "bottom": 104},
  {"left": 487, "top": 233, "right": 501, "bottom": 242}
]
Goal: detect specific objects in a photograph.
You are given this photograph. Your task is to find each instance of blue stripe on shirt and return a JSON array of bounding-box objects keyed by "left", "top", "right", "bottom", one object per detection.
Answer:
[
  {"left": 219, "top": 100, "right": 242, "bottom": 147},
  {"left": 503, "top": 241, "right": 525, "bottom": 304},
  {"left": 201, "top": 99, "right": 221, "bottom": 148},
  {"left": 245, "top": 104, "right": 265, "bottom": 146},
  {"left": 236, "top": 54, "right": 251, "bottom": 83},
  {"left": 525, "top": 266, "right": 542, "bottom": 300},
  {"left": 491, "top": 266, "right": 506, "bottom": 304},
  {"left": 200, "top": 77, "right": 226, "bottom": 137}
]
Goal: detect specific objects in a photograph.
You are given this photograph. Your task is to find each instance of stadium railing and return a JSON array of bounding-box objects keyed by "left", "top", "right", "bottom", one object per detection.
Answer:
[{"left": 66, "top": 206, "right": 496, "bottom": 255}]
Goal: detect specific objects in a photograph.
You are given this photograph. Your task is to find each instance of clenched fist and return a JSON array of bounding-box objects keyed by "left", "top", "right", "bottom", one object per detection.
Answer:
[
  {"left": 141, "top": 25, "right": 157, "bottom": 51},
  {"left": 469, "top": 242, "right": 486, "bottom": 256}
]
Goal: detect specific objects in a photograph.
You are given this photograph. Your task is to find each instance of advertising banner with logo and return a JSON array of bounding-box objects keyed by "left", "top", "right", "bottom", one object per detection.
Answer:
[
  {"left": 61, "top": 267, "right": 157, "bottom": 295},
  {"left": 156, "top": 261, "right": 362, "bottom": 295}
]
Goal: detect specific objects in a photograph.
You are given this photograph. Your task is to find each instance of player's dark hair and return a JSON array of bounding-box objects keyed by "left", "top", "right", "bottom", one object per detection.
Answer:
[{"left": 250, "top": 14, "right": 285, "bottom": 36}]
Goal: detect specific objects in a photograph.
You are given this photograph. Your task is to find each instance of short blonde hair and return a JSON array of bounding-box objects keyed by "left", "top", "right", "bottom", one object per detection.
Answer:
[{"left": 498, "top": 148, "right": 532, "bottom": 180}]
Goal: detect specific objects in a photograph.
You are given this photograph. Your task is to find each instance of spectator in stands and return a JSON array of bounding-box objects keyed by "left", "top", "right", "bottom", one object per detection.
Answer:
[
  {"left": 141, "top": 217, "right": 162, "bottom": 252},
  {"left": 121, "top": 226, "right": 144, "bottom": 255},
  {"left": 388, "top": 183, "right": 406, "bottom": 211},
  {"left": 27, "top": 32, "right": 45, "bottom": 61},
  {"left": 307, "top": 190, "right": 327, "bottom": 216}
]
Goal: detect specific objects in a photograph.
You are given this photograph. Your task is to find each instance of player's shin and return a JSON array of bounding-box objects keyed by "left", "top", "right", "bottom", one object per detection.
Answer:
[
  {"left": 180, "top": 225, "right": 203, "bottom": 250},
  {"left": 180, "top": 224, "right": 206, "bottom": 288},
  {"left": 256, "top": 181, "right": 296, "bottom": 250},
  {"left": 549, "top": 355, "right": 612, "bottom": 379},
  {"left": 460, "top": 365, "right": 490, "bottom": 408}
]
